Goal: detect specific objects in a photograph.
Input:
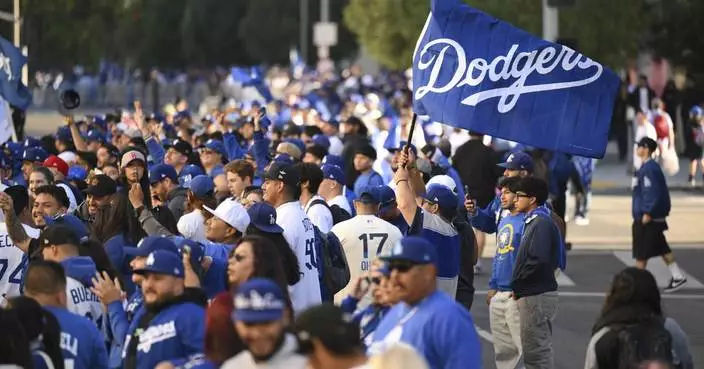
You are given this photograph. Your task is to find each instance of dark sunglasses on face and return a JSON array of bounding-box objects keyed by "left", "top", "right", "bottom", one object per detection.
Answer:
[{"left": 388, "top": 261, "right": 418, "bottom": 273}]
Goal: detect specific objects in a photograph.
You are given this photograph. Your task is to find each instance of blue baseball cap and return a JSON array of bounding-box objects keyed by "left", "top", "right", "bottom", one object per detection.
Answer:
[
  {"left": 149, "top": 164, "right": 178, "bottom": 185},
  {"left": 55, "top": 126, "right": 72, "bottom": 142},
  {"left": 357, "top": 186, "right": 380, "bottom": 204},
  {"left": 173, "top": 238, "right": 205, "bottom": 265},
  {"left": 690, "top": 106, "right": 703, "bottom": 118},
  {"left": 185, "top": 175, "right": 215, "bottom": 198},
  {"left": 23, "top": 147, "right": 49, "bottom": 163},
  {"left": 498, "top": 151, "right": 534, "bottom": 171},
  {"left": 133, "top": 250, "right": 184, "bottom": 278},
  {"left": 178, "top": 164, "right": 205, "bottom": 187},
  {"left": 381, "top": 236, "right": 438, "bottom": 266},
  {"left": 67, "top": 166, "right": 88, "bottom": 182},
  {"left": 233, "top": 278, "right": 286, "bottom": 323},
  {"left": 273, "top": 153, "right": 295, "bottom": 166},
  {"left": 124, "top": 236, "right": 179, "bottom": 257},
  {"left": 322, "top": 155, "right": 344, "bottom": 169},
  {"left": 247, "top": 202, "right": 284, "bottom": 234},
  {"left": 23, "top": 137, "right": 41, "bottom": 148},
  {"left": 321, "top": 164, "right": 345, "bottom": 185},
  {"left": 85, "top": 130, "right": 105, "bottom": 143},
  {"left": 377, "top": 185, "right": 396, "bottom": 210},
  {"left": 203, "top": 139, "right": 226, "bottom": 157},
  {"left": 44, "top": 214, "right": 90, "bottom": 242},
  {"left": 423, "top": 184, "right": 458, "bottom": 211},
  {"left": 311, "top": 135, "right": 330, "bottom": 150}
]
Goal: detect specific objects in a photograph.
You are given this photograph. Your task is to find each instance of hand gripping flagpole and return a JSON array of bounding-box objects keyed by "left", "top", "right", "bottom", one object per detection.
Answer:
[{"left": 403, "top": 113, "right": 418, "bottom": 169}]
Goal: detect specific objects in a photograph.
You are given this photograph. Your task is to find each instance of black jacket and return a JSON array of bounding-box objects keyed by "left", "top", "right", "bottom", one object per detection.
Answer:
[
  {"left": 166, "top": 186, "right": 188, "bottom": 221},
  {"left": 511, "top": 214, "right": 559, "bottom": 298}
]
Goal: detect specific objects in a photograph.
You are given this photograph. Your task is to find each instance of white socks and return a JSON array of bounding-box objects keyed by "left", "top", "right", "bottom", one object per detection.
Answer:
[{"left": 668, "top": 262, "right": 685, "bottom": 280}]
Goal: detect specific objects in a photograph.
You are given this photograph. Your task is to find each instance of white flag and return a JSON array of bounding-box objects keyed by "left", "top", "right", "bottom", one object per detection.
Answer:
[{"left": 0, "top": 96, "right": 13, "bottom": 145}]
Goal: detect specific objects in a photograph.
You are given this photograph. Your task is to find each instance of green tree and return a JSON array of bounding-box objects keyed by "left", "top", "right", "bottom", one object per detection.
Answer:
[
  {"left": 344, "top": 0, "right": 643, "bottom": 70},
  {"left": 646, "top": 0, "right": 704, "bottom": 78}
]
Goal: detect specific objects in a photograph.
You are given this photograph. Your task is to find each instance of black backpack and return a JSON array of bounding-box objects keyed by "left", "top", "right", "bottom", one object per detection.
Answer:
[
  {"left": 310, "top": 199, "right": 352, "bottom": 225},
  {"left": 312, "top": 225, "right": 350, "bottom": 301},
  {"left": 615, "top": 317, "right": 674, "bottom": 369}
]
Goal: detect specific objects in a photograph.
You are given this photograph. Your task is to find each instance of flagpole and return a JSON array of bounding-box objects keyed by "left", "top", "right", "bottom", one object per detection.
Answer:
[{"left": 403, "top": 113, "right": 418, "bottom": 168}]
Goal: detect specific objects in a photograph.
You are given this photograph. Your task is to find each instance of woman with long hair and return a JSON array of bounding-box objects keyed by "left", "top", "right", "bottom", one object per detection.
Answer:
[
  {"left": 227, "top": 235, "right": 294, "bottom": 320},
  {"left": 245, "top": 202, "right": 301, "bottom": 286},
  {"left": 584, "top": 268, "right": 693, "bottom": 369},
  {"left": 7, "top": 296, "right": 65, "bottom": 369},
  {"left": 91, "top": 192, "right": 146, "bottom": 295},
  {"left": 0, "top": 308, "right": 34, "bottom": 369}
]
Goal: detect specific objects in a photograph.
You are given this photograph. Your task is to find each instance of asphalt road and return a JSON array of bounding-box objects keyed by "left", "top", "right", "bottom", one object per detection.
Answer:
[{"left": 471, "top": 249, "right": 704, "bottom": 368}]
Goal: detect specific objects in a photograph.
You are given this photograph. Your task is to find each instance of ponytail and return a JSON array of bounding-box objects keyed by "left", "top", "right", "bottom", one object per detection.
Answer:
[{"left": 40, "top": 310, "right": 64, "bottom": 369}]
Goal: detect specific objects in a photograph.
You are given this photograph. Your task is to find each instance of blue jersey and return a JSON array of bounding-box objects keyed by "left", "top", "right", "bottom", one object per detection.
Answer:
[
  {"left": 370, "top": 291, "right": 481, "bottom": 369},
  {"left": 45, "top": 305, "right": 108, "bottom": 369},
  {"left": 123, "top": 302, "right": 205, "bottom": 369},
  {"left": 408, "top": 208, "right": 460, "bottom": 297}
]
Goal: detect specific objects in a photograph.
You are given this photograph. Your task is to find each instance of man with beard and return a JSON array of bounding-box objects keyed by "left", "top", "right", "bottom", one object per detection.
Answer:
[
  {"left": 83, "top": 174, "right": 118, "bottom": 220},
  {"left": 221, "top": 278, "right": 308, "bottom": 369},
  {"left": 122, "top": 250, "right": 206, "bottom": 369}
]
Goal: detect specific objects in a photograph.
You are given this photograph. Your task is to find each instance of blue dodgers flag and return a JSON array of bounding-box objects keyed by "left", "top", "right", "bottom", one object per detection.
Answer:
[
  {"left": 0, "top": 36, "right": 31, "bottom": 109},
  {"left": 412, "top": 0, "right": 620, "bottom": 158}
]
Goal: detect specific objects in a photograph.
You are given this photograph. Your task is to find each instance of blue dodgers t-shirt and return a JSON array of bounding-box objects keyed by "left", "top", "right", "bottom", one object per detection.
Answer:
[
  {"left": 370, "top": 291, "right": 481, "bottom": 369},
  {"left": 408, "top": 208, "right": 460, "bottom": 297},
  {"left": 44, "top": 305, "right": 108, "bottom": 369},
  {"left": 490, "top": 212, "right": 524, "bottom": 291}
]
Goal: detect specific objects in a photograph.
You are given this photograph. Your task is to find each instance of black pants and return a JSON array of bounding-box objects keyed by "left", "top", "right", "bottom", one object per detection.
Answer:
[{"left": 632, "top": 220, "right": 671, "bottom": 260}]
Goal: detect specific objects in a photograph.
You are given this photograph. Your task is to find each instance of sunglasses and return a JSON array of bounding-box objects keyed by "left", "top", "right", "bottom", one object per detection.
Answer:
[{"left": 387, "top": 261, "right": 419, "bottom": 273}]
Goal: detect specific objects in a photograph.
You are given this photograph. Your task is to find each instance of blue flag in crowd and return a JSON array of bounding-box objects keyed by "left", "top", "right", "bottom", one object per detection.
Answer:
[
  {"left": 231, "top": 66, "right": 274, "bottom": 103},
  {"left": 412, "top": 0, "right": 620, "bottom": 158},
  {"left": 0, "top": 36, "right": 31, "bottom": 109}
]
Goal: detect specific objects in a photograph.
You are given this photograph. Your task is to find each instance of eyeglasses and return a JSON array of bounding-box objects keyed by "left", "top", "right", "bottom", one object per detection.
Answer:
[
  {"left": 515, "top": 192, "right": 530, "bottom": 199},
  {"left": 387, "top": 261, "right": 418, "bottom": 273}
]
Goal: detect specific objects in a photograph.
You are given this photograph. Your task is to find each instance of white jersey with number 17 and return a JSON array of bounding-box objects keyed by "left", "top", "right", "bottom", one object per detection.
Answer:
[{"left": 331, "top": 214, "right": 403, "bottom": 304}]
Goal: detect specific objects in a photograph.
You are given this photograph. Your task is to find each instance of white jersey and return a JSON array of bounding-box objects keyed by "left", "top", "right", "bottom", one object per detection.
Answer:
[
  {"left": 0, "top": 223, "right": 39, "bottom": 302},
  {"left": 331, "top": 215, "right": 403, "bottom": 304},
  {"left": 66, "top": 276, "right": 106, "bottom": 336},
  {"left": 276, "top": 201, "right": 322, "bottom": 315}
]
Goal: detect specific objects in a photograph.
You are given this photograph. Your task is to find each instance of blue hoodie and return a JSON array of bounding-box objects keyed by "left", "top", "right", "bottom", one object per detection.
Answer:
[
  {"left": 340, "top": 296, "right": 388, "bottom": 347},
  {"left": 60, "top": 257, "right": 106, "bottom": 334},
  {"left": 123, "top": 301, "right": 205, "bottom": 369},
  {"left": 108, "top": 290, "right": 144, "bottom": 369},
  {"left": 45, "top": 305, "right": 109, "bottom": 369},
  {"left": 489, "top": 212, "right": 524, "bottom": 291}
]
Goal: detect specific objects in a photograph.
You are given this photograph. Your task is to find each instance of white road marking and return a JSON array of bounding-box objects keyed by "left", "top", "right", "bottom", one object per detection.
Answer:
[
  {"left": 613, "top": 251, "right": 704, "bottom": 289},
  {"left": 474, "top": 290, "right": 704, "bottom": 300},
  {"left": 555, "top": 269, "right": 576, "bottom": 287},
  {"left": 474, "top": 325, "right": 494, "bottom": 344}
]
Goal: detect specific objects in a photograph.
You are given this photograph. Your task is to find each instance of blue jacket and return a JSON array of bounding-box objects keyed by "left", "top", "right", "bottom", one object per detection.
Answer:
[
  {"left": 371, "top": 291, "right": 481, "bottom": 369},
  {"left": 202, "top": 257, "right": 228, "bottom": 299},
  {"left": 469, "top": 196, "right": 501, "bottom": 234},
  {"left": 105, "top": 234, "right": 136, "bottom": 296},
  {"left": 45, "top": 305, "right": 109, "bottom": 369},
  {"left": 632, "top": 159, "right": 671, "bottom": 220},
  {"left": 490, "top": 212, "right": 524, "bottom": 291},
  {"left": 123, "top": 298, "right": 205, "bottom": 369},
  {"left": 340, "top": 296, "right": 388, "bottom": 346},
  {"left": 108, "top": 290, "right": 143, "bottom": 369}
]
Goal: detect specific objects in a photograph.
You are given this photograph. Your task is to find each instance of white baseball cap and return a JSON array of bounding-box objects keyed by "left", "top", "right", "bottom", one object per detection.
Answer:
[
  {"left": 426, "top": 175, "right": 457, "bottom": 194},
  {"left": 204, "top": 199, "right": 251, "bottom": 233}
]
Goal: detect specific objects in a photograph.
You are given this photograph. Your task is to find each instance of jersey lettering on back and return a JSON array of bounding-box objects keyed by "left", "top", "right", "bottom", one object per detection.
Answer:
[
  {"left": 66, "top": 277, "right": 106, "bottom": 338},
  {"left": 331, "top": 215, "right": 403, "bottom": 304},
  {"left": 0, "top": 224, "right": 39, "bottom": 300}
]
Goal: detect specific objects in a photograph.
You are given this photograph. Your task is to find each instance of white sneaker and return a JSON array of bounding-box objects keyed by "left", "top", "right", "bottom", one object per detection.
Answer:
[
  {"left": 664, "top": 277, "right": 687, "bottom": 293},
  {"left": 473, "top": 265, "right": 482, "bottom": 275},
  {"left": 575, "top": 216, "right": 590, "bottom": 226}
]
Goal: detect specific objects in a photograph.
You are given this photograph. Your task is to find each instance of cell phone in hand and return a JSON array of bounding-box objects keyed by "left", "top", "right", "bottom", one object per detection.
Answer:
[{"left": 464, "top": 185, "right": 470, "bottom": 199}]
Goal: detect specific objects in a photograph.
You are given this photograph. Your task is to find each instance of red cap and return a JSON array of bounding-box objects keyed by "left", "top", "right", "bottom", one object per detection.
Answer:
[{"left": 43, "top": 155, "right": 69, "bottom": 177}]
